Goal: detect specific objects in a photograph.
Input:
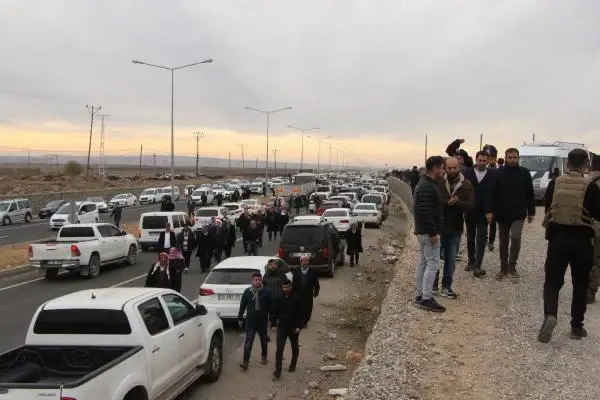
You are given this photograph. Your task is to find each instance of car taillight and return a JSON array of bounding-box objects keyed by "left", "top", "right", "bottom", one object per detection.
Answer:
[
  {"left": 322, "top": 247, "right": 329, "bottom": 258},
  {"left": 340, "top": 219, "right": 349, "bottom": 224},
  {"left": 199, "top": 287, "right": 215, "bottom": 296},
  {"left": 70, "top": 245, "right": 81, "bottom": 257},
  {"left": 278, "top": 247, "right": 285, "bottom": 258},
  {"left": 28, "top": 245, "right": 33, "bottom": 258},
  {"left": 61, "top": 397, "right": 77, "bottom": 400}
]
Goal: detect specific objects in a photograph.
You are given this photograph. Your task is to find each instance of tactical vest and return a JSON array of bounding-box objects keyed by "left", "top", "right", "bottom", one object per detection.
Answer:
[{"left": 544, "top": 171, "right": 593, "bottom": 228}]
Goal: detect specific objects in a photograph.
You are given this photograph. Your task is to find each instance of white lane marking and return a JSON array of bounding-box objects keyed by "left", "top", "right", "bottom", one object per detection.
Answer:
[
  {"left": 0, "top": 236, "right": 8, "bottom": 240},
  {"left": 0, "top": 271, "right": 68, "bottom": 293},
  {"left": 0, "top": 221, "right": 49, "bottom": 231}
]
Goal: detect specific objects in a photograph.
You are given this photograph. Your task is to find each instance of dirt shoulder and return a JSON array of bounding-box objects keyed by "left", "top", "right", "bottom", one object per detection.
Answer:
[{"left": 189, "top": 201, "right": 407, "bottom": 400}]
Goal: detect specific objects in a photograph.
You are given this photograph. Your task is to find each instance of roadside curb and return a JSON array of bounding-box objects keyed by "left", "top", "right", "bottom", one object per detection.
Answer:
[{"left": 0, "top": 264, "right": 34, "bottom": 279}]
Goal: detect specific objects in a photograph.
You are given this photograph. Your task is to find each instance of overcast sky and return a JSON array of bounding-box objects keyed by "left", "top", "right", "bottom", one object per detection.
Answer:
[{"left": 1, "top": 0, "right": 600, "bottom": 166}]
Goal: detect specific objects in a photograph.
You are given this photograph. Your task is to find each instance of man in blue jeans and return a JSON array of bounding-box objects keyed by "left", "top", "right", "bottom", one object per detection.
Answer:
[
  {"left": 433, "top": 157, "right": 474, "bottom": 298},
  {"left": 414, "top": 156, "right": 445, "bottom": 312},
  {"left": 238, "top": 272, "right": 270, "bottom": 370}
]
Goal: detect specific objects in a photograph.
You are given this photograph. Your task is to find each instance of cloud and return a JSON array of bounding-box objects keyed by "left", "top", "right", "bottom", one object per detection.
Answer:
[{"left": 1, "top": 0, "right": 600, "bottom": 167}]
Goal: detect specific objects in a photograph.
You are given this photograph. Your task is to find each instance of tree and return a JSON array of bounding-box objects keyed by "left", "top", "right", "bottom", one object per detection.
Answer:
[{"left": 64, "top": 160, "right": 83, "bottom": 176}]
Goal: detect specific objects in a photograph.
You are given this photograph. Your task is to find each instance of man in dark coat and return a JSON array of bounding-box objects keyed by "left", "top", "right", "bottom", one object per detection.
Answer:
[
  {"left": 224, "top": 218, "right": 237, "bottom": 258},
  {"left": 253, "top": 211, "right": 266, "bottom": 248},
  {"left": 410, "top": 166, "right": 420, "bottom": 195},
  {"left": 294, "top": 196, "right": 302, "bottom": 216},
  {"left": 213, "top": 219, "right": 227, "bottom": 263},
  {"left": 167, "top": 247, "right": 185, "bottom": 293},
  {"left": 176, "top": 222, "right": 197, "bottom": 271},
  {"left": 196, "top": 226, "right": 214, "bottom": 272},
  {"left": 246, "top": 220, "right": 261, "bottom": 256},
  {"left": 158, "top": 223, "right": 177, "bottom": 254},
  {"left": 186, "top": 197, "right": 195, "bottom": 218},
  {"left": 445, "top": 138, "right": 474, "bottom": 168},
  {"left": 266, "top": 208, "right": 278, "bottom": 240},
  {"left": 263, "top": 259, "right": 290, "bottom": 302},
  {"left": 278, "top": 209, "right": 290, "bottom": 236},
  {"left": 216, "top": 192, "right": 224, "bottom": 206},
  {"left": 292, "top": 256, "right": 320, "bottom": 328},
  {"left": 145, "top": 253, "right": 171, "bottom": 289},
  {"left": 238, "top": 272, "right": 270, "bottom": 370},
  {"left": 237, "top": 209, "right": 251, "bottom": 252},
  {"left": 346, "top": 222, "right": 363, "bottom": 267},
  {"left": 111, "top": 204, "right": 123, "bottom": 227}
]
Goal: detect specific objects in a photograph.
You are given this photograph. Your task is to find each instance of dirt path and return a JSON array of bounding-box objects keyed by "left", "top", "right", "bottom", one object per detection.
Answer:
[{"left": 185, "top": 203, "right": 407, "bottom": 400}]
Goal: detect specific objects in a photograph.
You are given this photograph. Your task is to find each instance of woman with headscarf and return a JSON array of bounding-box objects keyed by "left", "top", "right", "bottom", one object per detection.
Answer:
[
  {"left": 346, "top": 222, "right": 363, "bottom": 267},
  {"left": 168, "top": 247, "right": 186, "bottom": 292},
  {"left": 145, "top": 252, "right": 172, "bottom": 289}
]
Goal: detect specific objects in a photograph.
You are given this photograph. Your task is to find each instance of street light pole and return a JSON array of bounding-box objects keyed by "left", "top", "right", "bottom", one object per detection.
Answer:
[
  {"left": 287, "top": 125, "right": 319, "bottom": 170},
  {"left": 132, "top": 57, "right": 213, "bottom": 196},
  {"left": 317, "top": 136, "right": 332, "bottom": 174},
  {"left": 237, "top": 144, "right": 248, "bottom": 168},
  {"left": 245, "top": 106, "right": 292, "bottom": 181},
  {"left": 193, "top": 131, "right": 204, "bottom": 177}
]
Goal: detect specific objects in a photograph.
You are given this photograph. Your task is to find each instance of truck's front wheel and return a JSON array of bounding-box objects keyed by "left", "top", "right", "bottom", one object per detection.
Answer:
[
  {"left": 202, "top": 335, "right": 223, "bottom": 382},
  {"left": 45, "top": 269, "right": 59, "bottom": 280}
]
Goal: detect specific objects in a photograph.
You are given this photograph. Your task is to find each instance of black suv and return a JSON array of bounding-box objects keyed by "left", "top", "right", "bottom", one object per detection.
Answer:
[{"left": 278, "top": 219, "right": 345, "bottom": 277}]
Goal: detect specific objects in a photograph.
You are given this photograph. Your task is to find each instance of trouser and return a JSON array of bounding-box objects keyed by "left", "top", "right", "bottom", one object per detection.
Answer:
[
  {"left": 434, "top": 233, "right": 461, "bottom": 290},
  {"left": 348, "top": 251, "right": 359, "bottom": 266},
  {"left": 258, "top": 230, "right": 264, "bottom": 247},
  {"left": 114, "top": 217, "right": 121, "bottom": 227},
  {"left": 214, "top": 247, "right": 223, "bottom": 262},
  {"left": 247, "top": 241, "right": 258, "bottom": 256},
  {"left": 543, "top": 233, "right": 593, "bottom": 329},
  {"left": 182, "top": 250, "right": 192, "bottom": 268},
  {"left": 488, "top": 218, "right": 497, "bottom": 245},
  {"left": 300, "top": 296, "right": 314, "bottom": 326},
  {"left": 589, "top": 233, "right": 600, "bottom": 297},
  {"left": 296, "top": 206, "right": 300, "bottom": 216},
  {"left": 268, "top": 228, "right": 278, "bottom": 240},
  {"left": 224, "top": 245, "right": 233, "bottom": 258},
  {"left": 243, "top": 318, "right": 268, "bottom": 363},
  {"left": 415, "top": 234, "right": 441, "bottom": 300},
  {"left": 275, "top": 326, "right": 299, "bottom": 373},
  {"left": 498, "top": 219, "right": 525, "bottom": 272},
  {"left": 198, "top": 253, "right": 211, "bottom": 272},
  {"left": 465, "top": 214, "right": 488, "bottom": 268}
]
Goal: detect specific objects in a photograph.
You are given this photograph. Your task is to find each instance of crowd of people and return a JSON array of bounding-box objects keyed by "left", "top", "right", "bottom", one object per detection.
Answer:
[{"left": 412, "top": 138, "right": 600, "bottom": 344}]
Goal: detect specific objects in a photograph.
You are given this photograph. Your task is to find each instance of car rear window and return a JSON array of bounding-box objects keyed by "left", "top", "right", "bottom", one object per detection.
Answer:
[
  {"left": 316, "top": 186, "right": 330, "bottom": 192},
  {"left": 142, "top": 215, "right": 168, "bottom": 229},
  {"left": 282, "top": 225, "right": 324, "bottom": 245},
  {"left": 320, "top": 203, "right": 338, "bottom": 209},
  {"left": 355, "top": 204, "right": 376, "bottom": 210},
  {"left": 196, "top": 209, "right": 218, "bottom": 217},
  {"left": 323, "top": 210, "right": 347, "bottom": 217},
  {"left": 224, "top": 205, "right": 238, "bottom": 211},
  {"left": 205, "top": 268, "right": 261, "bottom": 285},
  {"left": 33, "top": 309, "right": 131, "bottom": 335},
  {"left": 59, "top": 227, "right": 95, "bottom": 237},
  {"left": 363, "top": 196, "right": 382, "bottom": 204}
]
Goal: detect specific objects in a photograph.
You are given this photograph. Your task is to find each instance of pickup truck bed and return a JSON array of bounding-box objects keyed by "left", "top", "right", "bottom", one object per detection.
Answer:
[{"left": 0, "top": 345, "right": 141, "bottom": 387}]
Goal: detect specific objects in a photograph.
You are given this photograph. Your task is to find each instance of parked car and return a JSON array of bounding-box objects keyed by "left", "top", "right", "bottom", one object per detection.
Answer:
[
  {"left": 109, "top": 193, "right": 137, "bottom": 208},
  {"left": 198, "top": 256, "right": 289, "bottom": 320},
  {"left": 139, "top": 187, "right": 162, "bottom": 204},
  {"left": 29, "top": 223, "right": 138, "bottom": 279},
  {"left": 138, "top": 212, "right": 192, "bottom": 252},
  {"left": 49, "top": 201, "right": 99, "bottom": 231},
  {"left": 352, "top": 202, "right": 382, "bottom": 228},
  {"left": 321, "top": 208, "right": 356, "bottom": 237},
  {"left": 278, "top": 219, "right": 345, "bottom": 277},
  {"left": 0, "top": 287, "right": 224, "bottom": 399},
  {"left": 38, "top": 199, "right": 68, "bottom": 219},
  {"left": 0, "top": 198, "right": 33, "bottom": 225},
  {"left": 192, "top": 207, "right": 229, "bottom": 230},
  {"left": 222, "top": 202, "right": 245, "bottom": 226},
  {"left": 250, "top": 181, "right": 264, "bottom": 194},
  {"left": 87, "top": 197, "right": 108, "bottom": 213},
  {"left": 328, "top": 196, "right": 352, "bottom": 209}
]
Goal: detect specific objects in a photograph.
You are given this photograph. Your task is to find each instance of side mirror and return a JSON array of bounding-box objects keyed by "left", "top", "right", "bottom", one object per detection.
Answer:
[{"left": 195, "top": 304, "right": 208, "bottom": 316}]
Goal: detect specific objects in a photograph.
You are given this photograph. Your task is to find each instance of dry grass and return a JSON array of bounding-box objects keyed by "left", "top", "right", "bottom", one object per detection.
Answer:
[{"left": 0, "top": 223, "right": 139, "bottom": 271}]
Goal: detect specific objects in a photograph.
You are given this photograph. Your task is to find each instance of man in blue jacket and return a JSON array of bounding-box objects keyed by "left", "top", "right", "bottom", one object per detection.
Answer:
[{"left": 238, "top": 272, "right": 270, "bottom": 370}]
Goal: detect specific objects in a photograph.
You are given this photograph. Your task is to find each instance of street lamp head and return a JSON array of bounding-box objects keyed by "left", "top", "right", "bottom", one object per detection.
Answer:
[
  {"left": 202, "top": 58, "right": 214, "bottom": 64},
  {"left": 132, "top": 60, "right": 142, "bottom": 64}
]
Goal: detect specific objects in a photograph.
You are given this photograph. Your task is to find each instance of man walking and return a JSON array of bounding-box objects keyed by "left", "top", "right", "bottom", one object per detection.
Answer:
[
  {"left": 410, "top": 166, "right": 420, "bottom": 195},
  {"left": 482, "top": 144, "right": 499, "bottom": 251},
  {"left": 538, "top": 149, "right": 600, "bottom": 343},
  {"left": 158, "top": 223, "right": 176, "bottom": 255},
  {"left": 463, "top": 151, "right": 496, "bottom": 278},
  {"left": 346, "top": 222, "right": 363, "bottom": 267},
  {"left": 433, "top": 157, "right": 474, "bottom": 299},
  {"left": 246, "top": 220, "right": 261, "bottom": 256},
  {"left": 196, "top": 226, "right": 213, "bottom": 272},
  {"left": 292, "top": 256, "right": 320, "bottom": 327},
  {"left": 111, "top": 204, "right": 122, "bottom": 227},
  {"left": 587, "top": 153, "right": 600, "bottom": 304},
  {"left": 413, "top": 156, "right": 445, "bottom": 312},
  {"left": 488, "top": 148, "right": 535, "bottom": 280},
  {"left": 238, "top": 272, "right": 270, "bottom": 370},
  {"left": 224, "top": 219, "right": 236, "bottom": 258},
  {"left": 271, "top": 278, "right": 303, "bottom": 380},
  {"left": 176, "top": 222, "right": 197, "bottom": 272}
]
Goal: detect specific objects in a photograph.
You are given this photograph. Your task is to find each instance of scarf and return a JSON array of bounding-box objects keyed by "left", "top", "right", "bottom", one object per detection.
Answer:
[
  {"left": 251, "top": 286, "right": 261, "bottom": 311},
  {"left": 168, "top": 247, "right": 184, "bottom": 260},
  {"left": 152, "top": 262, "right": 170, "bottom": 281},
  {"left": 443, "top": 172, "right": 464, "bottom": 197}
]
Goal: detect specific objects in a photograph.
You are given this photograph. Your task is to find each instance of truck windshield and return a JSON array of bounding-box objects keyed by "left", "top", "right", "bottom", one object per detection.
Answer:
[
  {"left": 519, "top": 156, "right": 554, "bottom": 172},
  {"left": 33, "top": 309, "right": 132, "bottom": 335},
  {"left": 59, "top": 227, "right": 95, "bottom": 237}
]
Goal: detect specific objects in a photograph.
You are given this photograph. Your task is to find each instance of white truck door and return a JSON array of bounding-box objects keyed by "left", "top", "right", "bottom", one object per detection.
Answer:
[
  {"left": 161, "top": 293, "right": 205, "bottom": 373},
  {"left": 106, "top": 224, "right": 129, "bottom": 258},
  {"left": 136, "top": 297, "right": 179, "bottom": 398},
  {"left": 96, "top": 226, "right": 117, "bottom": 260}
]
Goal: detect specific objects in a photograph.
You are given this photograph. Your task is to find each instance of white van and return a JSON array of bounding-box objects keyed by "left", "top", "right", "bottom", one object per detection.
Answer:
[
  {"left": 0, "top": 198, "right": 33, "bottom": 225},
  {"left": 138, "top": 211, "right": 192, "bottom": 252},
  {"left": 161, "top": 185, "right": 180, "bottom": 201},
  {"left": 138, "top": 187, "right": 161, "bottom": 204},
  {"left": 49, "top": 201, "right": 99, "bottom": 231}
]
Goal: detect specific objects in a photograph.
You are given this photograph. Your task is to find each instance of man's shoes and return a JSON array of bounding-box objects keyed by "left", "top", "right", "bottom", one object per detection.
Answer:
[
  {"left": 488, "top": 243, "right": 495, "bottom": 251},
  {"left": 288, "top": 365, "right": 296, "bottom": 372},
  {"left": 272, "top": 371, "right": 281, "bottom": 380},
  {"left": 240, "top": 361, "right": 249, "bottom": 371},
  {"left": 508, "top": 270, "right": 520, "bottom": 279},
  {"left": 537, "top": 315, "right": 558, "bottom": 343},
  {"left": 260, "top": 356, "right": 268, "bottom": 365},
  {"left": 496, "top": 270, "right": 508, "bottom": 280},
  {"left": 441, "top": 288, "right": 458, "bottom": 299},
  {"left": 465, "top": 263, "right": 475, "bottom": 272},
  {"left": 414, "top": 295, "right": 422, "bottom": 304},
  {"left": 587, "top": 293, "right": 596, "bottom": 304},
  {"left": 473, "top": 268, "right": 486, "bottom": 278},
  {"left": 570, "top": 327, "right": 588, "bottom": 340},
  {"left": 418, "top": 298, "right": 446, "bottom": 313}
]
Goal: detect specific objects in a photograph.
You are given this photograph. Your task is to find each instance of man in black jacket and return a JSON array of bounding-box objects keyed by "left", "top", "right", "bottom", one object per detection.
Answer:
[
  {"left": 413, "top": 156, "right": 445, "bottom": 312},
  {"left": 238, "top": 272, "right": 270, "bottom": 370},
  {"left": 176, "top": 222, "right": 197, "bottom": 272},
  {"left": 270, "top": 278, "right": 303, "bottom": 380},
  {"left": 410, "top": 166, "right": 420, "bottom": 194},
  {"left": 158, "top": 223, "right": 177, "bottom": 254},
  {"left": 446, "top": 138, "right": 474, "bottom": 169},
  {"left": 292, "top": 256, "right": 320, "bottom": 327},
  {"left": 110, "top": 204, "right": 123, "bottom": 227},
  {"left": 463, "top": 151, "right": 496, "bottom": 278},
  {"left": 488, "top": 148, "right": 535, "bottom": 280},
  {"left": 538, "top": 149, "right": 600, "bottom": 343},
  {"left": 482, "top": 144, "right": 499, "bottom": 251}
]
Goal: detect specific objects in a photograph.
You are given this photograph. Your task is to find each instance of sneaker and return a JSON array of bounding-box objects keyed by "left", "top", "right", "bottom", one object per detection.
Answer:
[
  {"left": 488, "top": 243, "right": 495, "bottom": 251},
  {"left": 418, "top": 298, "right": 446, "bottom": 313},
  {"left": 272, "top": 371, "right": 281, "bottom": 380},
  {"left": 260, "top": 356, "right": 268, "bottom": 365},
  {"left": 570, "top": 327, "right": 588, "bottom": 340},
  {"left": 414, "top": 295, "right": 422, "bottom": 304},
  {"left": 464, "top": 263, "right": 475, "bottom": 272},
  {"left": 537, "top": 315, "right": 558, "bottom": 343},
  {"left": 240, "top": 362, "right": 249, "bottom": 371},
  {"left": 441, "top": 288, "right": 458, "bottom": 299},
  {"left": 288, "top": 365, "right": 296, "bottom": 372},
  {"left": 508, "top": 270, "right": 520, "bottom": 278},
  {"left": 496, "top": 271, "right": 508, "bottom": 280},
  {"left": 587, "top": 293, "right": 596, "bottom": 304},
  {"left": 473, "top": 268, "right": 486, "bottom": 278}
]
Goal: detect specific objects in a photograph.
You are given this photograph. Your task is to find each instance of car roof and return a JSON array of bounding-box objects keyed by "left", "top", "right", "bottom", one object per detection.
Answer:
[
  {"left": 197, "top": 206, "right": 222, "bottom": 210},
  {"left": 42, "top": 288, "right": 170, "bottom": 310},
  {"left": 213, "top": 256, "right": 278, "bottom": 270}
]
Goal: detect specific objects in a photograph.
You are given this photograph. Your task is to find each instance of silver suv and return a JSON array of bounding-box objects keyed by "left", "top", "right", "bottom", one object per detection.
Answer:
[{"left": 0, "top": 198, "right": 33, "bottom": 225}]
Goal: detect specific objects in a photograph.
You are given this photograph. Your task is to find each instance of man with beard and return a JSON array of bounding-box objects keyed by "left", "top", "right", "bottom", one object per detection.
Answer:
[
  {"left": 463, "top": 151, "right": 496, "bottom": 278},
  {"left": 196, "top": 226, "right": 214, "bottom": 272},
  {"left": 538, "top": 149, "right": 600, "bottom": 342},
  {"left": 176, "top": 221, "right": 197, "bottom": 272},
  {"left": 587, "top": 152, "right": 600, "bottom": 304},
  {"left": 488, "top": 148, "right": 535, "bottom": 280},
  {"left": 292, "top": 256, "right": 320, "bottom": 327}
]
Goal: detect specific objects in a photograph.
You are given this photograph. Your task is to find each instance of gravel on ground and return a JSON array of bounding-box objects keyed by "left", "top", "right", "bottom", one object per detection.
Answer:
[{"left": 347, "top": 177, "right": 600, "bottom": 400}]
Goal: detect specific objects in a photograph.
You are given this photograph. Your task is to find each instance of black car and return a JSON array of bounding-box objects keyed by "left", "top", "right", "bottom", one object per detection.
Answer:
[
  {"left": 278, "top": 219, "right": 345, "bottom": 277},
  {"left": 38, "top": 200, "right": 68, "bottom": 219}
]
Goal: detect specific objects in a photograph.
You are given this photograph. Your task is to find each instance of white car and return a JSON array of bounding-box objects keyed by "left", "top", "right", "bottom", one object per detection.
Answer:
[
  {"left": 191, "top": 188, "right": 215, "bottom": 206},
  {"left": 198, "top": 256, "right": 290, "bottom": 319},
  {"left": 87, "top": 196, "right": 108, "bottom": 213},
  {"left": 250, "top": 181, "right": 264, "bottom": 194},
  {"left": 322, "top": 208, "right": 356, "bottom": 236},
  {"left": 193, "top": 207, "right": 229, "bottom": 230},
  {"left": 352, "top": 202, "right": 382, "bottom": 228},
  {"left": 138, "top": 212, "right": 193, "bottom": 252},
  {"left": 49, "top": 201, "right": 99, "bottom": 231},
  {"left": 340, "top": 192, "right": 359, "bottom": 204},
  {"left": 241, "top": 199, "right": 265, "bottom": 215},
  {"left": 222, "top": 202, "right": 245, "bottom": 225},
  {"left": 315, "top": 185, "right": 333, "bottom": 199},
  {"left": 161, "top": 186, "right": 180, "bottom": 201},
  {"left": 139, "top": 187, "right": 162, "bottom": 204},
  {"left": 0, "top": 288, "right": 224, "bottom": 399},
  {"left": 109, "top": 193, "right": 137, "bottom": 208},
  {"left": 211, "top": 184, "right": 225, "bottom": 197}
]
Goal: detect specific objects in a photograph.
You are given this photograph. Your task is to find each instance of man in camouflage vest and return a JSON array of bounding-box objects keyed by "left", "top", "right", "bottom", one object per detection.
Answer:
[
  {"left": 587, "top": 152, "right": 600, "bottom": 304},
  {"left": 538, "top": 149, "right": 600, "bottom": 343}
]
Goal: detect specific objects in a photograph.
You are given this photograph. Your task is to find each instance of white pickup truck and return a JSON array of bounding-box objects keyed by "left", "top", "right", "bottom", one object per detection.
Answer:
[
  {"left": 28, "top": 223, "right": 138, "bottom": 280},
  {"left": 0, "top": 287, "right": 224, "bottom": 400}
]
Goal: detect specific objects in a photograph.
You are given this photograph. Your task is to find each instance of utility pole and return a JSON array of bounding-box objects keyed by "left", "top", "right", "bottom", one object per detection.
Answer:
[
  {"left": 479, "top": 133, "right": 483, "bottom": 150},
  {"left": 272, "top": 149, "right": 280, "bottom": 174},
  {"left": 328, "top": 143, "right": 332, "bottom": 171},
  {"left": 193, "top": 131, "right": 204, "bottom": 177},
  {"left": 138, "top": 144, "right": 143, "bottom": 179},
  {"left": 237, "top": 144, "right": 247, "bottom": 168},
  {"left": 255, "top": 158, "right": 258, "bottom": 169},
  {"left": 424, "top": 133, "right": 428, "bottom": 165},
  {"left": 153, "top": 153, "right": 157, "bottom": 175},
  {"left": 85, "top": 105, "right": 101, "bottom": 176},
  {"left": 27, "top": 150, "right": 31, "bottom": 170},
  {"left": 228, "top": 151, "right": 231, "bottom": 177}
]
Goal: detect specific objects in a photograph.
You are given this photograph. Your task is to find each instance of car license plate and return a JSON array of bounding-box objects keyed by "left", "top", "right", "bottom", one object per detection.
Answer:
[
  {"left": 292, "top": 252, "right": 312, "bottom": 258},
  {"left": 46, "top": 260, "right": 61, "bottom": 265},
  {"left": 218, "top": 294, "right": 241, "bottom": 301}
]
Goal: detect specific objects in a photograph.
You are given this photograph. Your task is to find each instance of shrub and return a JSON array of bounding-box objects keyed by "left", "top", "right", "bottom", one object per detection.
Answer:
[{"left": 64, "top": 160, "right": 83, "bottom": 175}]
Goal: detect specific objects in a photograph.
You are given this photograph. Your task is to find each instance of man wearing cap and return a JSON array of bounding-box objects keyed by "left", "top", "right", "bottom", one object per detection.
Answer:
[
  {"left": 292, "top": 256, "right": 320, "bottom": 328},
  {"left": 538, "top": 149, "right": 600, "bottom": 343},
  {"left": 587, "top": 152, "right": 600, "bottom": 304},
  {"left": 446, "top": 138, "right": 474, "bottom": 169}
]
